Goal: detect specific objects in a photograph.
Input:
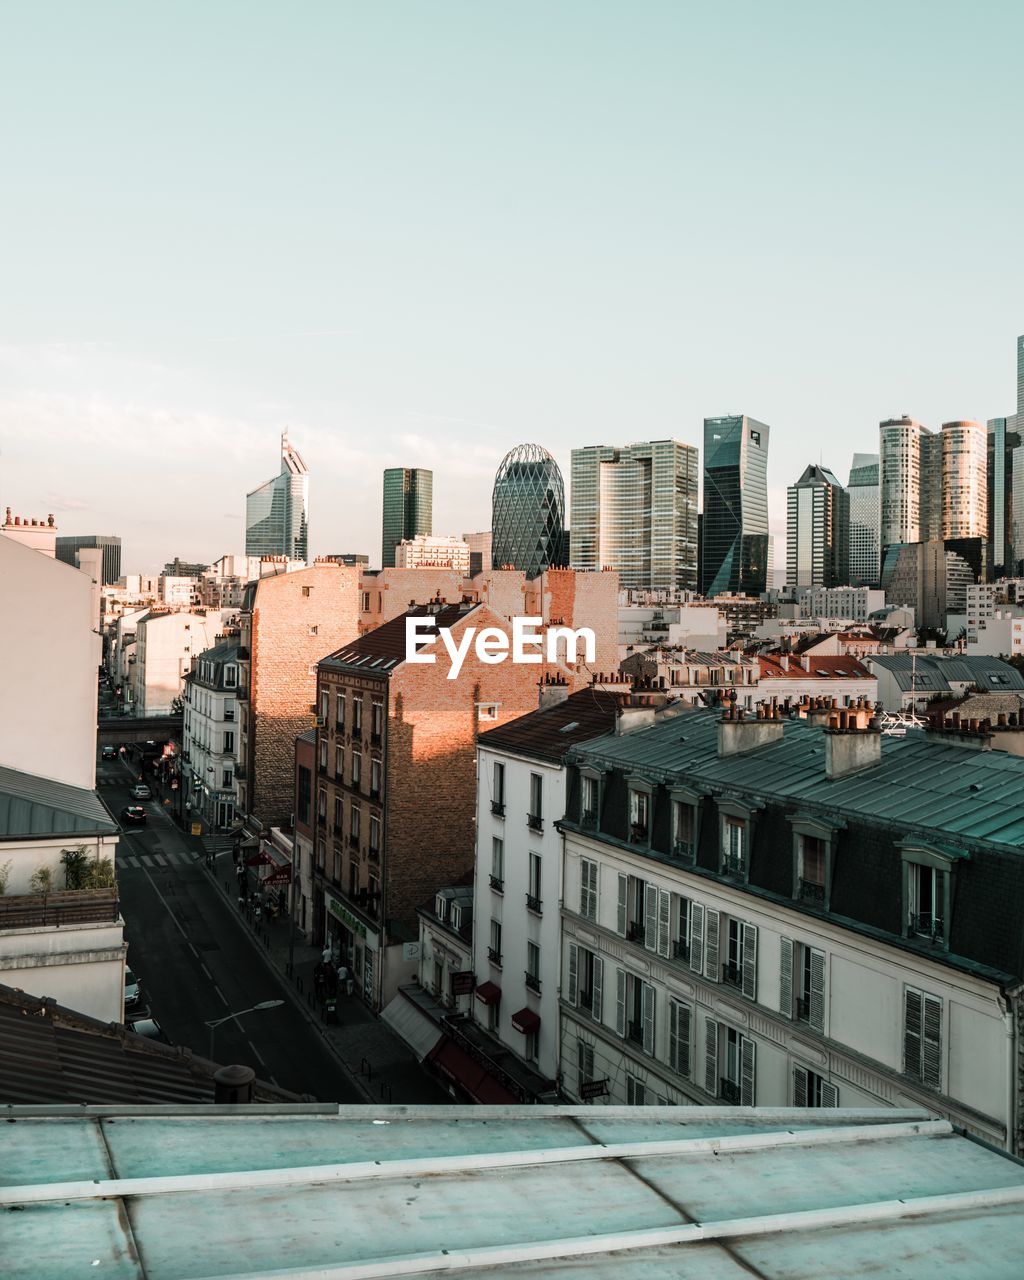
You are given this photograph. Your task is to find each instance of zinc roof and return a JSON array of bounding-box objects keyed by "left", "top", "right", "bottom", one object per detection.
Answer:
[
  {"left": 322, "top": 603, "right": 480, "bottom": 673},
  {"left": 869, "top": 654, "right": 1024, "bottom": 693},
  {"left": 4, "top": 1105, "right": 1024, "bottom": 1280},
  {"left": 569, "top": 707, "right": 1024, "bottom": 850},
  {"left": 0, "top": 764, "right": 117, "bottom": 839},
  {"left": 479, "top": 687, "right": 621, "bottom": 762}
]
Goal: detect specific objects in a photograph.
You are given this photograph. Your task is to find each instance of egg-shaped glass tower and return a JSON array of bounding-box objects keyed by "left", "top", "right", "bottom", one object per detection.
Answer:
[{"left": 491, "top": 443, "right": 567, "bottom": 577}]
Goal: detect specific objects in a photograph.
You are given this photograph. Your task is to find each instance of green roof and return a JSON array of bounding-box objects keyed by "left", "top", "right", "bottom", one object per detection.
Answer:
[
  {"left": 0, "top": 765, "right": 117, "bottom": 840},
  {"left": 569, "top": 708, "right": 1024, "bottom": 851}
]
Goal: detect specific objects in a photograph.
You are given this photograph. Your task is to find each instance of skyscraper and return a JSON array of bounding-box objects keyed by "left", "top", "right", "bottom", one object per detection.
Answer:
[
  {"left": 940, "top": 420, "right": 987, "bottom": 540},
  {"left": 847, "top": 453, "right": 880, "bottom": 586},
  {"left": 381, "top": 468, "right": 432, "bottom": 568},
  {"left": 700, "top": 415, "right": 770, "bottom": 596},
  {"left": 879, "top": 416, "right": 929, "bottom": 551},
  {"left": 54, "top": 534, "right": 122, "bottom": 584},
  {"left": 491, "top": 443, "right": 567, "bottom": 578},
  {"left": 987, "top": 336, "right": 1024, "bottom": 577},
  {"left": 785, "top": 464, "right": 849, "bottom": 590},
  {"left": 245, "top": 433, "right": 309, "bottom": 563},
  {"left": 569, "top": 440, "right": 699, "bottom": 591}
]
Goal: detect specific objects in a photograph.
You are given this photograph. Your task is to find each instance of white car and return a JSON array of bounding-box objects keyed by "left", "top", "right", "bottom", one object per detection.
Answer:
[
  {"left": 124, "top": 967, "right": 141, "bottom": 1010},
  {"left": 131, "top": 783, "right": 152, "bottom": 801}
]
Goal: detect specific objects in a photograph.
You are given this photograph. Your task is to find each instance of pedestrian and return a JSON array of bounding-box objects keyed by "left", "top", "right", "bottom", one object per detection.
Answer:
[
  {"left": 313, "top": 961, "right": 325, "bottom": 1000},
  {"left": 321, "top": 943, "right": 332, "bottom": 967}
]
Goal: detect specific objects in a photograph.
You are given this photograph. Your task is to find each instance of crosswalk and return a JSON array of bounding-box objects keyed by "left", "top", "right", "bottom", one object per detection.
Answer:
[
  {"left": 200, "top": 835, "right": 236, "bottom": 857},
  {"left": 118, "top": 848, "right": 196, "bottom": 870}
]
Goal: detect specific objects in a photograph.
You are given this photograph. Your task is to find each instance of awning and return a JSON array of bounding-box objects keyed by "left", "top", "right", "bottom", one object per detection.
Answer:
[
  {"left": 511, "top": 1007, "right": 540, "bottom": 1035},
  {"left": 425, "top": 1038, "right": 519, "bottom": 1104},
  {"left": 474, "top": 981, "right": 501, "bottom": 1006},
  {"left": 244, "top": 850, "right": 274, "bottom": 866},
  {"left": 238, "top": 835, "right": 259, "bottom": 850},
  {"left": 381, "top": 994, "right": 443, "bottom": 1063}
]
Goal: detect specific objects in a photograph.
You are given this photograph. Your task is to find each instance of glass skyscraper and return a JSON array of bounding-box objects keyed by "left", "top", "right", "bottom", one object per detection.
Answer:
[
  {"left": 987, "top": 336, "right": 1024, "bottom": 577},
  {"left": 847, "top": 453, "right": 880, "bottom": 586},
  {"left": 569, "top": 440, "right": 698, "bottom": 591},
  {"left": 700, "top": 415, "right": 770, "bottom": 596},
  {"left": 491, "top": 443, "right": 567, "bottom": 578},
  {"left": 245, "top": 433, "right": 309, "bottom": 563},
  {"left": 381, "top": 468, "right": 433, "bottom": 568},
  {"left": 785, "top": 464, "right": 849, "bottom": 589},
  {"left": 54, "top": 534, "right": 122, "bottom": 584}
]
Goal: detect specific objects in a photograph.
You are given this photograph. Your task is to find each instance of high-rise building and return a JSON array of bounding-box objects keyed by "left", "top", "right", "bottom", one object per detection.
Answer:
[
  {"left": 462, "top": 530, "right": 492, "bottom": 576},
  {"left": 879, "top": 416, "right": 929, "bottom": 551},
  {"left": 569, "top": 440, "right": 699, "bottom": 592},
  {"left": 700, "top": 415, "right": 770, "bottom": 597},
  {"left": 245, "top": 433, "right": 309, "bottom": 563},
  {"left": 988, "top": 418, "right": 1020, "bottom": 576},
  {"left": 785, "top": 464, "right": 849, "bottom": 590},
  {"left": 55, "top": 534, "right": 121, "bottom": 584},
  {"left": 847, "top": 453, "right": 880, "bottom": 586},
  {"left": 940, "top": 420, "right": 987, "bottom": 541},
  {"left": 491, "top": 444, "right": 567, "bottom": 578},
  {"left": 381, "top": 468, "right": 432, "bottom": 569}
]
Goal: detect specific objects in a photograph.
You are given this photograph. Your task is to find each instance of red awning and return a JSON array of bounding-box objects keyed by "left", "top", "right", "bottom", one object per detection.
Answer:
[
  {"left": 244, "top": 850, "right": 274, "bottom": 866},
  {"left": 474, "top": 981, "right": 501, "bottom": 1006},
  {"left": 425, "top": 1038, "right": 519, "bottom": 1105},
  {"left": 511, "top": 1007, "right": 540, "bottom": 1035}
]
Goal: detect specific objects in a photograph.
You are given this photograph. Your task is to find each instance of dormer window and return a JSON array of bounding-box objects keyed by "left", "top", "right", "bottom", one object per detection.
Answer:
[
  {"left": 434, "top": 894, "right": 447, "bottom": 921},
  {"left": 581, "top": 772, "right": 600, "bottom": 827},
  {"left": 450, "top": 903, "right": 462, "bottom": 932},
  {"left": 899, "top": 840, "right": 963, "bottom": 949},
  {"left": 628, "top": 787, "right": 650, "bottom": 845},
  {"left": 223, "top": 665, "right": 237, "bottom": 688}
]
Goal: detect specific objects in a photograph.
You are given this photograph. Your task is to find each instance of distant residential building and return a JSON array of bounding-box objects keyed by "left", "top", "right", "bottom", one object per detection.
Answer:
[
  {"left": 394, "top": 534, "right": 470, "bottom": 574},
  {"left": 182, "top": 637, "right": 241, "bottom": 832},
  {"left": 321, "top": 553, "right": 370, "bottom": 568},
  {"left": 618, "top": 603, "right": 726, "bottom": 656},
  {"left": 620, "top": 648, "right": 760, "bottom": 707},
  {"left": 786, "top": 464, "right": 849, "bottom": 589},
  {"left": 158, "top": 575, "right": 195, "bottom": 608},
  {"left": 707, "top": 592, "right": 776, "bottom": 639},
  {"left": 245, "top": 432, "right": 309, "bottom": 563},
  {"left": 570, "top": 440, "right": 699, "bottom": 592},
  {"left": 130, "top": 612, "right": 224, "bottom": 716},
  {"left": 491, "top": 444, "right": 567, "bottom": 577},
  {"left": 882, "top": 541, "right": 979, "bottom": 630},
  {"left": 162, "top": 558, "right": 208, "bottom": 579},
  {"left": 798, "top": 586, "right": 885, "bottom": 623},
  {"left": 3, "top": 509, "right": 59, "bottom": 559},
  {"left": 462, "top": 530, "right": 492, "bottom": 577},
  {"left": 381, "top": 468, "right": 432, "bottom": 569},
  {"left": 54, "top": 531, "right": 120, "bottom": 583},
  {"left": 701, "top": 415, "right": 771, "bottom": 596},
  {"left": 755, "top": 653, "right": 877, "bottom": 706},
  {"left": 292, "top": 731, "right": 316, "bottom": 941},
  {"left": 866, "top": 652, "right": 1024, "bottom": 712},
  {"left": 848, "top": 453, "right": 881, "bottom": 586}
]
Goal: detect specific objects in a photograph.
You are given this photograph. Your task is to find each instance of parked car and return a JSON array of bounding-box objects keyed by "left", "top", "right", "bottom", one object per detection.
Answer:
[
  {"left": 131, "top": 783, "right": 152, "bottom": 800},
  {"left": 128, "top": 1016, "right": 170, "bottom": 1044},
  {"left": 120, "top": 806, "right": 147, "bottom": 827},
  {"left": 101, "top": 745, "right": 116, "bottom": 760},
  {"left": 124, "top": 967, "right": 141, "bottom": 1010}
]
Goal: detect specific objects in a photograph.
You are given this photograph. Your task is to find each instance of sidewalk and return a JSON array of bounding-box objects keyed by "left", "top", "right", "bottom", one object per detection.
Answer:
[{"left": 149, "top": 786, "right": 448, "bottom": 1104}]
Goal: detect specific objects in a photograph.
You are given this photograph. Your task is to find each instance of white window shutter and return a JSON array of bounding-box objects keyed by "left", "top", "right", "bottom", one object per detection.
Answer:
[
  {"left": 904, "top": 987, "right": 923, "bottom": 1079},
  {"left": 820, "top": 1080, "right": 839, "bottom": 1108},
  {"left": 741, "top": 923, "right": 758, "bottom": 1001},
  {"left": 657, "top": 889, "right": 671, "bottom": 958},
  {"left": 809, "top": 948, "right": 825, "bottom": 1032},
  {"left": 616, "top": 968, "right": 627, "bottom": 1037},
  {"left": 779, "top": 937, "right": 793, "bottom": 1019},
  {"left": 740, "top": 1036, "right": 756, "bottom": 1106},
  {"left": 689, "top": 903, "right": 705, "bottom": 975},
  {"left": 704, "top": 908, "right": 720, "bottom": 981},
  {"left": 704, "top": 1017, "right": 718, "bottom": 1096},
  {"left": 567, "top": 943, "right": 579, "bottom": 1006},
  {"left": 616, "top": 875, "right": 628, "bottom": 937},
  {"left": 793, "top": 1064, "right": 808, "bottom": 1108},
  {"left": 668, "top": 1002, "right": 678, "bottom": 1073},
  {"left": 677, "top": 1003, "right": 691, "bottom": 1077},
  {"left": 922, "top": 995, "right": 942, "bottom": 1088},
  {"left": 642, "top": 982, "right": 655, "bottom": 1055},
  {"left": 644, "top": 883, "right": 658, "bottom": 951},
  {"left": 592, "top": 957, "right": 603, "bottom": 1023}
]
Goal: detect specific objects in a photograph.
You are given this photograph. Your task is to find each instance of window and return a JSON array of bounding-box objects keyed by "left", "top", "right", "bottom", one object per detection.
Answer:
[
  {"left": 799, "top": 835, "right": 826, "bottom": 904},
  {"left": 223, "top": 731, "right": 234, "bottom": 753},
  {"left": 348, "top": 860, "right": 359, "bottom": 898},
  {"left": 528, "top": 773, "right": 543, "bottom": 829},
  {"left": 450, "top": 902, "right": 462, "bottom": 933},
  {"left": 335, "top": 745, "right": 344, "bottom": 779},
  {"left": 351, "top": 752, "right": 362, "bottom": 789},
  {"left": 349, "top": 805, "right": 361, "bottom": 845},
  {"left": 794, "top": 1066, "right": 838, "bottom": 1107},
  {"left": 225, "top": 701, "right": 236, "bottom": 721},
  {"left": 332, "top": 846, "right": 341, "bottom": 883},
  {"left": 490, "top": 838, "right": 504, "bottom": 892},
  {"left": 567, "top": 944, "right": 603, "bottom": 1020},
  {"left": 668, "top": 999, "right": 692, "bottom": 1077},
  {"left": 904, "top": 987, "right": 942, "bottom": 1088},
  {"left": 577, "top": 1040, "right": 595, "bottom": 1096},
  {"left": 320, "top": 690, "right": 329, "bottom": 721},
  {"left": 477, "top": 702, "right": 499, "bottom": 722},
  {"left": 492, "top": 761, "right": 505, "bottom": 816},
  {"left": 297, "top": 765, "right": 312, "bottom": 824},
  {"left": 301, "top": 585, "right": 311, "bottom": 597},
  {"left": 672, "top": 799, "right": 695, "bottom": 861},
  {"left": 616, "top": 874, "right": 672, "bottom": 958},
  {"left": 626, "top": 1074, "right": 648, "bottom": 1106},
  {"left": 333, "top": 796, "right": 343, "bottom": 830},
  {"left": 308, "top": 625, "right": 319, "bottom": 636},
  {"left": 722, "top": 918, "right": 757, "bottom": 998},
  {"left": 722, "top": 818, "right": 745, "bottom": 877},
  {"left": 527, "top": 852, "right": 542, "bottom": 913},
  {"left": 526, "top": 941, "right": 541, "bottom": 992},
  {"left": 579, "top": 858, "right": 598, "bottom": 921},
  {"left": 335, "top": 691, "right": 346, "bottom": 731},
  {"left": 705, "top": 1022, "right": 755, "bottom": 1105},
  {"left": 352, "top": 698, "right": 363, "bottom": 735},
  {"left": 908, "top": 863, "right": 947, "bottom": 944},
  {"left": 319, "top": 738, "right": 328, "bottom": 771},
  {"left": 581, "top": 774, "right": 599, "bottom": 826},
  {"left": 224, "top": 665, "right": 237, "bottom": 688},
  {"left": 370, "top": 758, "right": 381, "bottom": 800},
  {"left": 673, "top": 895, "right": 692, "bottom": 963},
  {"left": 369, "top": 813, "right": 380, "bottom": 855},
  {"left": 628, "top": 788, "right": 650, "bottom": 845},
  {"left": 615, "top": 969, "right": 655, "bottom": 1055},
  {"left": 488, "top": 919, "right": 502, "bottom": 966},
  {"left": 316, "top": 836, "right": 325, "bottom": 871},
  {"left": 371, "top": 700, "right": 383, "bottom": 741},
  {"left": 317, "top": 789, "right": 326, "bottom": 824},
  {"left": 222, "top": 769, "right": 233, "bottom": 787}
]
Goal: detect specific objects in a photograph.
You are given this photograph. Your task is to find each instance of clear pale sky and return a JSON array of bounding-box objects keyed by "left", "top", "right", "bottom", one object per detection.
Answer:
[{"left": 1, "top": 2, "right": 1022, "bottom": 574}]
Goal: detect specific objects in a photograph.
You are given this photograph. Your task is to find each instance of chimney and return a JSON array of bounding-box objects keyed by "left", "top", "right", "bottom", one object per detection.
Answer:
[
  {"left": 213, "top": 1063, "right": 256, "bottom": 1104},
  {"left": 538, "top": 673, "right": 570, "bottom": 711},
  {"left": 717, "top": 702, "right": 784, "bottom": 756},
  {"left": 616, "top": 692, "right": 657, "bottom": 736},
  {"left": 923, "top": 713, "right": 994, "bottom": 754},
  {"left": 825, "top": 711, "right": 882, "bottom": 779},
  {"left": 779, "top": 654, "right": 789, "bottom": 672}
]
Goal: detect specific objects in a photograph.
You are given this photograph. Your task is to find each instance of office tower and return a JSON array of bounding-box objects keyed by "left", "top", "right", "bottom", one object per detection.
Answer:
[
  {"left": 879, "top": 416, "right": 929, "bottom": 551},
  {"left": 940, "top": 420, "right": 987, "bottom": 540},
  {"left": 700, "top": 415, "right": 771, "bottom": 596},
  {"left": 381, "top": 468, "right": 432, "bottom": 568},
  {"left": 988, "top": 419, "right": 1020, "bottom": 575},
  {"left": 462, "top": 531, "right": 492, "bottom": 576},
  {"left": 848, "top": 453, "right": 880, "bottom": 586},
  {"left": 491, "top": 443, "right": 567, "bottom": 578},
  {"left": 569, "top": 440, "right": 699, "bottom": 592},
  {"left": 245, "top": 433, "right": 310, "bottom": 563},
  {"left": 785, "top": 464, "right": 849, "bottom": 589},
  {"left": 54, "top": 534, "right": 121, "bottom": 584}
]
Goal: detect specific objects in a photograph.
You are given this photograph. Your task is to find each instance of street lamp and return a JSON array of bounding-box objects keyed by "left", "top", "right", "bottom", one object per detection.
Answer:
[{"left": 204, "top": 999, "right": 283, "bottom": 1062}]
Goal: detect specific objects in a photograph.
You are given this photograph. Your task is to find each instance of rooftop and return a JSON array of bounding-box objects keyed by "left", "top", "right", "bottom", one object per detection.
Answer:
[
  {"left": 759, "top": 655, "right": 872, "bottom": 681},
  {"left": 322, "top": 602, "right": 479, "bottom": 673},
  {"left": 869, "top": 653, "right": 1024, "bottom": 692},
  {"left": 0, "top": 764, "right": 118, "bottom": 840},
  {"left": 479, "top": 686, "right": 621, "bottom": 762},
  {"left": 4, "top": 1105, "right": 1024, "bottom": 1279}
]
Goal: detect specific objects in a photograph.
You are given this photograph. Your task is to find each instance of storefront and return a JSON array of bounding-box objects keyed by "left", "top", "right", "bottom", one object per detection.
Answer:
[{"left": 324, "top": 889, "right": 379, "bottom": 1006}]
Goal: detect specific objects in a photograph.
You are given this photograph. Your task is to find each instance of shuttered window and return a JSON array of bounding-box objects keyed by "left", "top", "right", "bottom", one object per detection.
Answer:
[
  {"left": 904, "top": 987, "right": 942, "bottom": 1088},
  {"left": 794, "top": 1065, "right": 838, "bottom": 1108},
  {"left": 668, "top": 1000, "right": 692, "bottom": 1077},
  {"left": 580, "top": 859, "right": 598, "bottom": 920},
  {"left": 689, "top": 903, "right": 705, "bottom": 976},
  {"left": 577, "top": 1041, "right": 595, "bottom": 1095}
]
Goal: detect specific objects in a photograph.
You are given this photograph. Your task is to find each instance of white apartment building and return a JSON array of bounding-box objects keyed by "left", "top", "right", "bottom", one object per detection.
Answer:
[
  {"left": 394, "top": 535, "right": 471, "bottom": 574},
  {"left": 158, "top": 575, "right": 195, "bottom": 608},
  {"left": 130, "top": 611, "right": 226, "bottom": 715},
  {"left": 182, "top": 637, "right": 241, "bottom": 831},
  {"left": 558, "top": 706, "right": 1024, "bottom": 1155},
  {"left": 618, "top": 604, "right": 726, "bottom": 657},
  {"left": 798, "top": 586, "right": 885, "bottom": 623}
]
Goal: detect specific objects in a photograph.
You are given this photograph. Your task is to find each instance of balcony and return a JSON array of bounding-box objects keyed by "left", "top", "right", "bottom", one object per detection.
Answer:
[
  {"left": 722, "top": 961, "right": 742, "bottom": 989},
  {"left": 525, "top": 893, "right": 542, "bottom": 915},
  {"left": 719, "top": 1078, "right": 741, "bottom": 1105},
  {"left": 233, "top": 761, "right": 246, "bottom": 780},
  {"left": 910, "top": 913, "right": 945, "bottom": 944},
  {"left": 487, "top": 947, "right": 502, "bottom": 967},
  {"left": 626, "top": 922, "right": 646, "bottom": 945},
  {"left": 580, "top": 808, "right": 598, "bottom": 828},
  {"left": 367, "top": 846, "right": 380, "bottom": 863},
  {"left": 489, "top": 875, "right": 504, "bottom": 894},
  {"left": 798, "top": 878, "right": 825, "bottom": 905},
  {"left": 579, "top": 988, "right": 594, "bottom": 1014},
  {"left": 673, "top": 840, "right": 695, "bottom": 863},
  {"left": 524, "top": 972, "right": 541, "bottom": 994},
  {"left": 720, "top": 856, "right": 745, "bottom": 880},
  {"left": 673, "top": 938, "right": 691, "bottom": 963},
  {"left": 0, "top": 888, "right": 120, "bottom": 931},
  {"left": 348, "top": 834, "right": 360, "bottom": 850},
  {"left": 491, "top": 800, "right": 505, "bottom": 818},
  {"left": 316, "top": 812, "right": 327, "bottom": 828},
  {"left": 527, "top": 813, "right": 543, "bottom": 832},
  {"left": 796, "top": 997, "right": 811, "bottom": 1022},
  {"left": 629, "top": 823, "right": 649, "bottom": 845}
]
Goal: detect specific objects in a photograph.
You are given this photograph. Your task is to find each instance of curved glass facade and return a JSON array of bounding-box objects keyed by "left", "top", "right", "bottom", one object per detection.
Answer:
[
  {"left": 491, "top": 443, "right": 567, "bottom": 578},
  {"left": 700, "top": 416, "right": 770, "bottom": 596},
  {"left": 245, "top": 434, "right": 309, "bottom": 562}
]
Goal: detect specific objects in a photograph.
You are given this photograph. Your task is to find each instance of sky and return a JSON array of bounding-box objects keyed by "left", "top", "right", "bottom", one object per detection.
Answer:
[{"left": 1, "top": 1, "right": 1022, "bottom": 575}]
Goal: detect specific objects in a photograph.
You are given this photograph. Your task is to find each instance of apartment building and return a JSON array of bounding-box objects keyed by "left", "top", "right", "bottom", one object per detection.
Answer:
[{"left": 182, "top": 637, "right": 241, "bottom": 832}]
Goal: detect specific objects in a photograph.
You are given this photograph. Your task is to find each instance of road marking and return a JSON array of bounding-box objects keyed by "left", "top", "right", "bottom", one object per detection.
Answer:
[
  {"left": 187, "top": 942, "right": 199, "bottom": 959},
  {"left": 122, "top": 856, "right": 138, "bottom": 869},
  {"left": 247, "top": 1039, "right": 267, "bottom": 1066},
  {"left": 153, "top": 853, "right": 167, "bottom": 867},
  {"left": 200, "top": 963, "right": 212, "bottom": 980},
  {"left": 140, "top": 865, "right": 188, "bottom": 940},
  {"left": 213, "top": 985, "right": 228, "bottom": 1006}
]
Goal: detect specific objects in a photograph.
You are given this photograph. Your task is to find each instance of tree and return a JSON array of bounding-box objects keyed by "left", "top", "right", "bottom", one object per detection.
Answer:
[{"left": 61, "top": 846, "right": 92, "bottom": 890}]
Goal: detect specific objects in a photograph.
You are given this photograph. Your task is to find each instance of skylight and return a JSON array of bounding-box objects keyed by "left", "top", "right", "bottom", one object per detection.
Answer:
[{"left": 558, "top": 721, "right": 580, "bottom": 733}]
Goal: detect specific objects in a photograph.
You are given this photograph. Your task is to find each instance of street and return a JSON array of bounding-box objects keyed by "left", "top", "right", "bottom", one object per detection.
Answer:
[{"left": 99, "top": 754, "right": 363, "bottom": 1101}]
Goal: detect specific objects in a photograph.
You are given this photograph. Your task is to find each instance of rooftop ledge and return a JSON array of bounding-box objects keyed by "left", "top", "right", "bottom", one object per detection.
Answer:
[{"left": 0, "top": 887, "right": 120, "bottom": 931}]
